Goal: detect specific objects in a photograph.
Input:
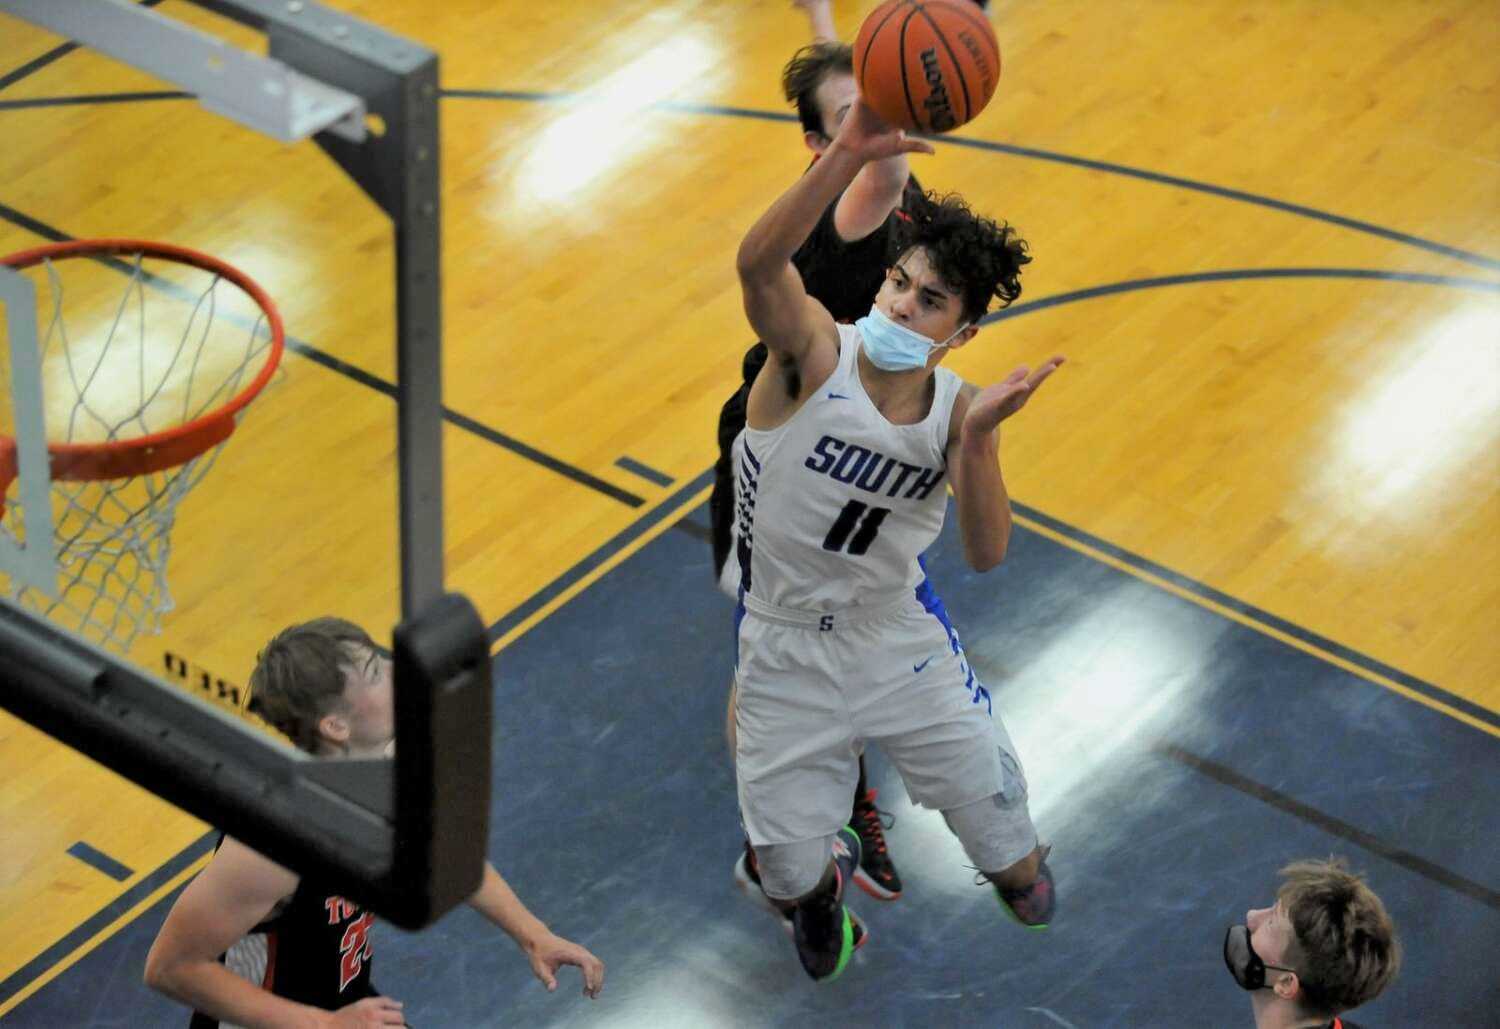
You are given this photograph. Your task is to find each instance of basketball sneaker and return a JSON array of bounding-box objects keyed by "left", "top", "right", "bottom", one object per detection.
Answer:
[
  {"left": 850, "top": 788, "right": 902, "bottom": 900},
  {"left": 734, "top": 838, "right": 870, "bottom": 955},
  {"left": 791, "top": 827, "right": 864, "bottom": 982},
  {"left": 990, "top": 845, "right": 1055, "bottom": 929}
]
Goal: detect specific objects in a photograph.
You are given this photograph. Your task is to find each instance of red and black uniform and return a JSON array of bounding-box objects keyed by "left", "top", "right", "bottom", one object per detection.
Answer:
[
  {"left": 188, "top": 877, "right": 377, "bottom": 1028},
  {"left": 709, "top": 174, "right": 929, "bottom": 576}
]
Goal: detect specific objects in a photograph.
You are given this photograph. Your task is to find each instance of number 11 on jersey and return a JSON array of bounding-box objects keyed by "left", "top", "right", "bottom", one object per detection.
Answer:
[{"left": 822, "top": 499, "right": 890, "bottom": 555}]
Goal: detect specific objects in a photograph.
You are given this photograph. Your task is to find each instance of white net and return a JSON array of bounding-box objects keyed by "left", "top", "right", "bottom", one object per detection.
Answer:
[{"left": 0, "top": 248, "right": 279, "bottom": 651}]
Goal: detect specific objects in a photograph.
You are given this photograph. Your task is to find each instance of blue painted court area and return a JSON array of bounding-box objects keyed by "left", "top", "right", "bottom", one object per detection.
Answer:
[{"left": 10, "top": 503, "right": 1497, "bottom": 1026}]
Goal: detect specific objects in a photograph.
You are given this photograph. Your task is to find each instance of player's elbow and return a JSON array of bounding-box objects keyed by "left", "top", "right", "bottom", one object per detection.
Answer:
[
  {"left": 965, "top": 536, "right": 1009, "bottom": 573},
  {"left": 142, "top": 944, "right": 172, "bottom": 993},
  {"left": 735, "top": 237, "right": 780, "bottom": 284},
  {"left": 143, "top": 936, "right": 192, "bottom": 999}
]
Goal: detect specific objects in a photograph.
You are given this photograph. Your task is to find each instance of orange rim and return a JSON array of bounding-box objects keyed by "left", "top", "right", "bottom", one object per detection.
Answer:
[{"left": 0, "top": 238, "right": 284, "bottom": 483}]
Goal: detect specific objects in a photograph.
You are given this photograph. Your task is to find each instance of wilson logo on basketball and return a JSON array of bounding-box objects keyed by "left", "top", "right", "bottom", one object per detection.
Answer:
[{"left": 918, "top": 48, "right": 956, "bottom": 132}]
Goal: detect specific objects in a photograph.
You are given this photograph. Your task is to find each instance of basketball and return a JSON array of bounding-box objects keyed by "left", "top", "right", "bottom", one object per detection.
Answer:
[{"left": 854, "top": 0, "right": 1001, "bottom": 134}]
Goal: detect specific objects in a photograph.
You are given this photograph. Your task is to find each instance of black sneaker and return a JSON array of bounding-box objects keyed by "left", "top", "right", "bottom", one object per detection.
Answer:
[
  {"left": 850, "top": 788, "right": 903, "bottom": 900},
  {"left": 733, "top": 840, "right": 793, "bottom": 935},
  {"left": 791, "top": 827, "right": 862, "bottom": 982}
]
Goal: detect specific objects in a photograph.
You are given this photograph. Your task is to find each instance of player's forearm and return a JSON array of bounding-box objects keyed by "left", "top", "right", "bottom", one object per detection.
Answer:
[
  {"left": 860, "top": 153, "right": 909, "bottom": 210},
  {"left": 145, "top": 957, "right": 329, "bottom": 1029},
  {"left": 736, "top": 140, "right": 866, "bottom": 281},
  {"left": 953, "top": 428, "right": 1012, "bottom": 572},
  {"left": 469, "top": 863, "right": 550, "bottom": 951},
  {"left": 836, "top": 154, "right": 910, "bottom": 242}
]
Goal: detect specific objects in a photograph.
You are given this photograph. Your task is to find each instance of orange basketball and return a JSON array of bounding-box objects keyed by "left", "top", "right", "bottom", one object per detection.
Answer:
[{"left": 854, "top": 0, "right": 1001, "bottom": 134}]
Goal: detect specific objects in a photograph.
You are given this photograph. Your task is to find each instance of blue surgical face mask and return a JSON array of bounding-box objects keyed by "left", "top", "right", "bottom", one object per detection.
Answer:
[{"left": 855, "top": 305, "right": 969, "bottom": 372}]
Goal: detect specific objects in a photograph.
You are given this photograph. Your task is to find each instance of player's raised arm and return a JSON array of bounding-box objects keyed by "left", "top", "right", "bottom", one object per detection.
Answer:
[{"left": 736, "top": 98, "right": 932, "bottom": 367}]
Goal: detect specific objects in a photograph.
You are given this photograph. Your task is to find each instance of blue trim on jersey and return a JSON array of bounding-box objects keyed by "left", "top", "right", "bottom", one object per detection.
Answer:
[{"left": 915, "top": 573, "right": 992, "bottom": 715}]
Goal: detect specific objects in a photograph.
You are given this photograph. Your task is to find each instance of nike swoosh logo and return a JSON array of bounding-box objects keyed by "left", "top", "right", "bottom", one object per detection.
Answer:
[
  {"left": 913, "top": 656, "right": 934, "bottom": 674},
  {"left": 827, "top": 392, "right": 850, "bottom": 400}
]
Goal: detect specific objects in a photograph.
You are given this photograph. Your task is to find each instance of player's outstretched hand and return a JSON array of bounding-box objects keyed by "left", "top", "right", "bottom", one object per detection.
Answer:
[
  {"left": 527, "top": 931, "right": 606, "bottom": 999},
  {"left": 325, "top": 995, "right": 406, "bottom": 1027},
  {"left": 963, "top": 356, "right": 1065, "bottom": 437},
  {"left": 835, "top": 96, "right": 936, "bottom": 162}
]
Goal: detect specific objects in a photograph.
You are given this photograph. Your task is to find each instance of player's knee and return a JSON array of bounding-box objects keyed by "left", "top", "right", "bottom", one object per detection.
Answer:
[
  {"left": 754, "top": 836, "right": 833, "bottom": 901},
  {"left": 941, "top": 792, "right": 1038, "bottom": 879}
]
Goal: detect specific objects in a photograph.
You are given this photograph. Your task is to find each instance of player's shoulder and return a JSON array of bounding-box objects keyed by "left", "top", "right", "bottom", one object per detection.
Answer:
[{"left": 946, "top": 378, "right": 979, "bottom": 446}]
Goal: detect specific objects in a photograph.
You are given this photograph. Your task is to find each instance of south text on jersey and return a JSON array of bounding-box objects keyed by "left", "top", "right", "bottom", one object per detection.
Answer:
[{"left": 804, "top": 434, "right": 945, "bottom": 500}]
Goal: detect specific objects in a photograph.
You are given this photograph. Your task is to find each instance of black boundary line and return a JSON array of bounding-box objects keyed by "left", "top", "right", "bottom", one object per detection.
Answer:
[
  {"left": 0, "top": 202, "right": 645, "bottom": 508},
  {"left": 0, "top": 90, "right": 189, "bottom": 111},
  {"left": 1157, "top": 743, "right": 1500, "bottom": 910},
  {"left": 0, "top": 0, "right": 165, "bottom": 95},
  {"left": 6, "top": 82, "right": 1499, "bottom": 1007},
  {"left": 0, "top": 831, "right": 216, "bottom": 1009},
  {"left": 0, "top": 44, "right": 82, "bottom": 93}
]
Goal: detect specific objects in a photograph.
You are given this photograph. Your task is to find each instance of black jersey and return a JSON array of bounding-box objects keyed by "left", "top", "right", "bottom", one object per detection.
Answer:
[
  {"left": 792, "top": 174, "right": 927, "bottom": 322},
  {"left": 188, "top": 876, "right": 377, "bottom": 1027},
  {"left": 710, "top": 174, "right": 929, "bottom": 576}
]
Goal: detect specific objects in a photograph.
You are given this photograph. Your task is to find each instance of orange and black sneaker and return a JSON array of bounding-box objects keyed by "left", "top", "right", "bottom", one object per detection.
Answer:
[{"left": 851, "top": 789, "right": 903, "bottom": 900}]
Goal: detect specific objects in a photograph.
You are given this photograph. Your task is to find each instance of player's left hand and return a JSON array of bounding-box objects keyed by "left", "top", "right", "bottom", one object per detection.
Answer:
[
  {"left": 962, "top": 356, "right": 1065, "bottom": 437},
  {"left": 526, "top": 931, "right": 605, "bottom": 999}
]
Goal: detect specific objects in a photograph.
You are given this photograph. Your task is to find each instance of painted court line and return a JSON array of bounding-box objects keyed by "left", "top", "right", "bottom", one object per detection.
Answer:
[
  {"left": 1158, "top": 743, "right": 1500, "bottom": 911},
  {"left": 64, "top": 843, "right": 133, "bottom": 883},
  {"left": 1013, "top": 502, "right": 1499, "bottom": 735},
  {"left": 443, "top": 88, "right": 1500, "bottom": 274},
  {"left": 487, "top": 469, "right": 715, "bottom": 646},
  {"left": 0, "top": 1, "right": 165, "bottom": 95},
  {"left": 3, "top": 76, "right": 1494, "bottom": 1014},
  {"left": 0, "top": 832, "right": 216, "bottom": 1013},
  {"left": 614, "top": 456, "right": 675, "bottom": 488},
  {"left": 0, "top": 90, "right": 188, "bottom": 111}
]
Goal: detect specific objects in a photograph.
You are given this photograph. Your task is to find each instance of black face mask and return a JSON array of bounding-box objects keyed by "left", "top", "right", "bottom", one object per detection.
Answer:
[{"left": 1224, "top": 924, "right": 1299, "bottom": 991}]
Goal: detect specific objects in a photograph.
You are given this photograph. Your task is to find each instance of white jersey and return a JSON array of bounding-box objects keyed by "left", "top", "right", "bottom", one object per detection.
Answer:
[{"left": 732, "top": 323, "right": 963, "bottom": 613}]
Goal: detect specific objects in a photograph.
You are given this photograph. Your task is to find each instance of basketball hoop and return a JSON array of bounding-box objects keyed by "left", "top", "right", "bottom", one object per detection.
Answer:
[{"left": 0, "top": 238, "right": 284, "bottom": 650}]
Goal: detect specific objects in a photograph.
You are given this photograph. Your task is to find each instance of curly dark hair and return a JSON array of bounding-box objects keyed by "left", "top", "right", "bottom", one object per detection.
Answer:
[
  {"left": 781, "top": 42, "right": 854, "bottom": 137},
  {"left": 247, "top": 617, "right": 378, "bottom": 753},
  {"left": 893, "top": 191, "right": 1030, "bottom": 324}
]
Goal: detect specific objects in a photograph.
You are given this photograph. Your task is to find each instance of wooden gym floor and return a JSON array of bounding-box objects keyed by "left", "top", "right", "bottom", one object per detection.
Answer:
[{"left": 1, "top": 1, "right": 1496, "bottom": 1023}]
